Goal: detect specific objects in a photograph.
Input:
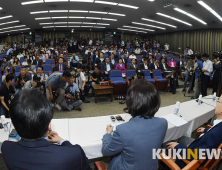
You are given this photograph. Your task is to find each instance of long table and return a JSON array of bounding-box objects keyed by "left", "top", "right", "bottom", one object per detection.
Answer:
[{"left": 0, "top": 95, "right": 217, "bottom": 159}]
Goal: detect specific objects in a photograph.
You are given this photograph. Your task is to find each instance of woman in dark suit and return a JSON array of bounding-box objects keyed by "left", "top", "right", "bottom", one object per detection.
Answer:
[
  {"left": 127, "top": 58, "right": 138, "bottom": 69},
  {"left": 102, "top": 79, "right": 168, "bottom": 170}
]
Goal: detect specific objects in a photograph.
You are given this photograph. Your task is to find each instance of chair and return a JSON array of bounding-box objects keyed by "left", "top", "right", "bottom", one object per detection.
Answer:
[
  {"left": 42, "top": 64, "right": 53, "bottom": 75},
  {"left": 20, "top": 57, "right": 24, "bottom": 64},
  {"left": 26, "top": 73, "right": 32, "bottom": 80},
  {"left": 142, "top": 70, "right": 156, "bottom": 85},
  {"left": 153, "top": 70, "right": 168, "bottom": 91},
  {"left": 15, "top": 66, "right": 23, "bottom": 75},
  {"left": 108, "top": 69, "right": 126, "bottom": 94},
  {"left": 139, "top": 63, "right": 143, "bottom": 68},
  {"left": 137, "top": 55, "right": 143, "bottom": 59},
  {"left": 127, "top": 63, "right": 132, "bottom": 69},
  {"left": 127, "top": 59, "right": 132, "bottom": 63},
  {"left": 114, "top": 63, "right": 118, "bottom": 68},
  {"left": 168, "top": 54, "right": 173, "bottom": 57},
  {"left": 45, "top": 59, "right": 55, "bottom": 68},
  {"left": 43, "top": 71, "right": 49, "bottom": 77},
  {"left": 174, "top": 58, "right": 179, "bottom": 63}
]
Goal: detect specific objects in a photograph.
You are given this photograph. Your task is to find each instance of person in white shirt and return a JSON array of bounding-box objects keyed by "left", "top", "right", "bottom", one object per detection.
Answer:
[
  {"left": 164, "top": 43, "right": 169, "bottom": 51},
  {"left": 135, "top": 40, "right": 139, "bottom": 48},
  {"left": 121, "top": 40, "right": 125, "bottom": 48},
  {"left": 39, "top": 52, "right": 46, "bottom": 63},
  {"left": 22, "top": 56, "right": 28, "bottom": 66},
  {"left": 109, "top": 47, "right": 114, "bottom": 54},
  {"left": 129, "top": 52, "right": 137, "bottom": 59},
  {"left": 135, "top": 47, "right": 141, "bottom": 54},
  {"left": 89, "top": 39, "right": 92, "bottom": 46},
  {"left": 46, "top": 48, "right": 51, "bottom": 56},
  {"left": 186, "top": 47, "right": 193, "bottom": 55},
  {"left": 102, "top": 48, "right": 108, "bottom": 54},
  {"left": 85, "top": 47, "right": 91, "bottom": 55}
]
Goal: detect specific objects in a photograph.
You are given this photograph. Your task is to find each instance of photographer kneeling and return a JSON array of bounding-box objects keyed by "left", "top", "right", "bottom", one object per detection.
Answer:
[
  {"left": 23, "top": 75, "right": 44, "bottom": 94},
  {"left": 60, "top": 75, "right": 82, "bottom": 111},
  {"left": 0, "top": 74, "right": 14, "bottom": 118}
]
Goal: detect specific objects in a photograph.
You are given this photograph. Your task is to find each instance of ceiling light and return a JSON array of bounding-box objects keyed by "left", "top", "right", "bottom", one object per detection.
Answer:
[
  {"left": 94, "top": 1, "right": 118, "bottom": 5},
  {"left": 198, "top": 1, "right": 222, "bottom": 22},
  {"left": 69, "top": 16, "right": 85, "bottom": 18},
  {"left": 118, "top": 3, "right": 139, "bottom": 9},
  {"left": 81, "top": 26, "right": 93, "bottom": 27},
  {"left": 21, "top": 0, "right": 44, "bottom": 5},
  {"left": 0, "top": 20, "right": 19, "bottom": 26},
  {"left": 0, "top": 7, "right": 2, "bottom": 10},
  {"left": 8, "top": 34, "right": 9, "bottom": 35},
  {"left": 43, "top": 26, "right": 55, "bottom": 28},
  {"left": 108, "top": 13, "right": 125, "bottom": 16},
  {"left": 156, "top": 13, "right": 192, "bottom": 26},
  {"left": 70, "top": 0, "right": 94, "bottom": 2},
  {"left": 30, "top": 11, "right": 49, "bottom": 14},
  {"left": 123, "top": 26, "right": 155, "bottom": 31},
  {"left": 39, "top": 23, "right": 54, "bottom": 25},
  {"left": 52, "top": 16, "right": 68, "bottom": 19},
  {"left": 55, "top": 26, "right": 67, "bottom": 27},
  {"left": 14, "top": 25, "right": 26, "bottom": 28},
  {"left": 49, "top": 10, "right": 68, "bottom": 12},
  {"left": 21, "top": 32, "right": 23, "bottom": 33},
  {"left": 83, "top": 22, "right": 96, "bottom": 24},
  {"left": 94, "top": 26, "right": 106, "bottom": 28},
  {"left": 102, "top": 18, "right": 117, "bottom": 21},
  {"left": 132, "top": 22, "right": 166, "bottom": 29},
  {"left": 0, "top": 15, "right": 13, "bottom": 20},
  {"left": 174, "top": 8, "right": 207, "bottom": 25},
  {"left": 54, "top": 22, "right": 67, "bottom": 24},
  {"left": 19, "top": 28, "right": 30, "bottom": 30},
  {"left": 97, "top": 23, "right": 110, "bottom": 25},
  {"left": 117, "top": 28, "right": 147, "bottom": 33},
  {"left": 35, "top": 17, "right": 51, "bottom": 20},
  {"left": 68, "top": 26, "right": 80, "bottom": 27},
  {"left": 69, "top": 10, "right": 88, "bottom": 13},
  {"left": 148, "top": 0, "right": 155, "bottom": 1},
  {"left": 86, "top": 17, "right": 102, "bottom": 19},
  {"left": 141, "top": 18, "right": 177, "bottom": 28},
  {"left": 68, "top": 22, "right": 82, "bottom": 24},
  {"left": 89, "top": 11, "right": 107, "bottom": 14},
  {"left": 45, "top": 0, "right": 68, "bottom": 2}
]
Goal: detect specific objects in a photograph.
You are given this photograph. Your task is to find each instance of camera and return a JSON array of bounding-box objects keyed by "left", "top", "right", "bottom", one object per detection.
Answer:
[
  {"left": 128, "top": 75, "right": 134, "bottom": 82},
  {"left": 65, "top": 84, "right": 79, "bottom": 100},
  {"left": 73, "top": 68, "right": 80, "bottom": 78}
]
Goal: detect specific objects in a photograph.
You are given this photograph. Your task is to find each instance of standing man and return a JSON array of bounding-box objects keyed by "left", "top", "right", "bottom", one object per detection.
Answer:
[
  {"left": 201, "top": 53, "right": 213, "bottom": 97},
  {"left": 0, "top": 74, "right": 14, "bottom": 118},
  {"left": 45, "top": 71, "right": 72, "bottom": 110},
  {"left": 166, "top": 67, "right": 178, "bottom": 94},
  {"left": 193, "top": 54, "right": 203, "bottom": 99},
  {"left": 186, "top": 47, "right": 193, "bottom": 55},
  {"left": 212, "top": 56, "right": 221, "bottom": 94},
  {"left": 70, "top": 53, "right": 79, "bottom": 69}
]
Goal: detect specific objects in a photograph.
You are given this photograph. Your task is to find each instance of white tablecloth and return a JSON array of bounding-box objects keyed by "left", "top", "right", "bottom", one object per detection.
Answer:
[{"left": 0, "top": 95, "right": 217, "bottom": 159}]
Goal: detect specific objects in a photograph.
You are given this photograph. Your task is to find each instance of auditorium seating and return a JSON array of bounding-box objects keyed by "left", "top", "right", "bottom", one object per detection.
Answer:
[
  {"left": 42, "top": 64, "right": 53, "bottom": 75},
  {"left": 45, "top": 59, "right": 55, "bottom": 68},
  {"left": 142, "top": 70, "right": 156, "bottom": 85},
  {"left": 153, "top": 70, "right": 168, "bottom": 91}
]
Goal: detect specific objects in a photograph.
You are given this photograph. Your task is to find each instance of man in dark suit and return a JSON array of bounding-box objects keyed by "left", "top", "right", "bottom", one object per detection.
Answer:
[
  {"left": 212, "top": 57, "right": 221, "bottom": 93},
  {"left": 93, "top": 50, "right": 99, "bottom": 64},
  {"left": 148, "top": 54, "right": 154, "bottom": 64},
  {"left": 159, "top": 52, "right": 168, "bottom": 63},
  {"left": 110, "top": 54, "right": 116, "bottom": 65},
  {"left": 159, "top": 58, "right": 168, "bottom": 71},
  {"left": 2, "top": 89, "right": 90, "bottom": 170},
  {"left": 140, "top": 58, "right": 149, "bottom": 70},
  {"left": 95, "top": 53, "right": 104, "bottom": 67},
  {"left": 176, "top": 55, "right": 183, "bottom": 69},
  {"left": 33, "top": 55, "right": 43, "bottom": 66},
  {"left": 128, "top": 58, "right": 138, "bottom": 70},
  {"left": 150, "top": 59, "right": 160, "bottom": 71},
  {"left": 56, "top": 53, "right": 66, "bottom": 64},
  {"left": 167, "top": 95, "right": 222, "bottom": 168},
  {"left": 101, "top": 57, "right": 114, "bottom": 78},
  {"left": 55, "top": 58, "right": 67, "bottom": 71}
]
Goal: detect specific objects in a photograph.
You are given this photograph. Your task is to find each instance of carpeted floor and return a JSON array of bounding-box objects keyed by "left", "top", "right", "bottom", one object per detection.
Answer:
[{"left": 1, "top": 88, "right": 220, "bottom": 170}]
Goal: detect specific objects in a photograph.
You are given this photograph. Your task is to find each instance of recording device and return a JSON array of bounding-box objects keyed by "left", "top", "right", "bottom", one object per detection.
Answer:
[
  {"left": 110, "top": 116, "right": 116, "bottom": 122},
  {"left": 116, "top": 115, "right": 125, "bottom": 122},
  {"left": 73, "top": 68, "right": 80, "bottom": 78},
  {"left": 65, "top": 84, "right": 79, "bottom": 100},
  {"left": 52, "top": 90, "right": 59, "bottom": 104},
  {"left": 100, "top": 81, "right": 109, "bottom": 86}
]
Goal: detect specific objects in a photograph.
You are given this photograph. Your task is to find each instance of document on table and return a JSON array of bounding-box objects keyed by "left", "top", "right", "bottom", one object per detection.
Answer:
[{"left": 162, "top": 114, "right": 188, "bottom": 127}]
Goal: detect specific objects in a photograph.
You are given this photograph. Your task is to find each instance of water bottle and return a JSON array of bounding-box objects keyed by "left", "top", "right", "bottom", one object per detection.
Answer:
[
  {"left": 174, "top": 101, "right": 180, "bottom": 114},
  {"left": 213, "top": 92, "right": 216, "bottom": 101},
  {"left": 1, "top": 115, "right": 8, "bottom": 132},
  {"left": 198, "top": 95, "right": 202, "bottom": 105}
]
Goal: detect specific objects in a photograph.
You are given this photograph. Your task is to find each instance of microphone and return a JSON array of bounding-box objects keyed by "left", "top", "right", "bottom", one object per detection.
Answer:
[{"left": 195, "top": 99, "right": 216, "bottom": 108}]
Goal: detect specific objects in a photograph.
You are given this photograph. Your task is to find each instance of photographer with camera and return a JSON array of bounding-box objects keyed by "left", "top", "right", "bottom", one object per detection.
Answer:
[
  {"left": 15, "top": 67, "right": 31, "bottom": 94},
  {"left": 201, "top": 53, "right": 213, "bottom": 97},
  {"left": 36, "top": 66, "right": 48, "bottom": 85},
  {"left": 60, "top": 75, "right": 82, "bottom": 111},
  {"left": 70, "top": 53, "right": 79, "bottom": 69},
  {"left": 212, "top": 56, "right": 221, "bottom": 94},
  {"left": 46, "top": 71, "right": 72, "bottom": 110},
  {"left": 0, "top": 74, "right": 14, "bottom": 118},
  {"left": 166, "top": 67, "right": 178, "bottom": 94},
  {"left": 23, "top": 74, "right": 44, "bottom": 94},
  {"left": 26, "top": 59, "right": 36, "bottom": 75},
  {"left": 2, "top": 66, "right": 11, "bottom": 84},
  {"left": 91, "top": 66, "right": 104, "bottom": 86},
  {"left": 182, "top": 56, "right": 195, "bottom": 93},
  {"left": 193, "top": 54, "right": 203, "bottom": 98},
  {"left": 81, "top": 59, "right": 90, "bottom": 81},
  {"left": 75, "top": 67, "right": 90, "bottom": 103}
]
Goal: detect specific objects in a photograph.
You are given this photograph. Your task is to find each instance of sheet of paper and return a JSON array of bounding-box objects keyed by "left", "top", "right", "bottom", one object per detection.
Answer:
[{"left": 162, "top": 114, "right": 188, "bottom": 127}]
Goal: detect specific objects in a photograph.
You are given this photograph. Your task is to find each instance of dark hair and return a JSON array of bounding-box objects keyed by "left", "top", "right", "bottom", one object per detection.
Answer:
[
  {"left": 24, "top": 56, "right": 27, "bottom": 59},
  {"left": 62, "top": 70, "right": 72, "bottom": 77},
  {"left": 118, "top": 58, "right": 123, "bottom": 63},
  {"left": 27, "top": 59, "right": 32, "bottom": 64},
  {"left": 6, "top": 73, "right": 14, "bottom": 82},
  {"left": 20, "top": 67, "right": 26, "bottom": 71},
  {"left": 37, "top": 66, "right": 43, "bottom": 70},
  {"left": 4, "top": 65, "right": 8, "bottom": 71},
  {"left": 196, "top": 54, "right": 201, "bottom": 60},
  {"left": 95, "top": 66, "right": 101, "bottom": 70},
  {"left": 171, "top": 57, "right": 174, "bottom": 61},
  {"left": 3, "top": 57, "right": 6, "bottom": 60},
  {"left": 9, "top": 89, "right": 53, "bottom": 140},
  {"left": 202, "top": 53, "right": 209, "bottom": 58},
  {"left": 33, "top": 74, "right": 38, "bottom": 81},
  {"left": 82, "top": 59, "right": 87, "bottom": 64},
  {"left": 40, "top": 51, "right": 43, "bottom": 54},
  {"left": 126, "top": 79, "right": 160, "bottom": 119}
]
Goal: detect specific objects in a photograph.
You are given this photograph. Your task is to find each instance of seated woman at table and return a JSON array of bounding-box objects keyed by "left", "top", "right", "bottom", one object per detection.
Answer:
[
  {"left": 115, "top": 58, "right": 126, "bottom": 73},
  {"left": 102, "top": 79, "right": 168, "bottom": 170},
  {"left": 168, "top": 57, "right": 176, "bottom": 69}
]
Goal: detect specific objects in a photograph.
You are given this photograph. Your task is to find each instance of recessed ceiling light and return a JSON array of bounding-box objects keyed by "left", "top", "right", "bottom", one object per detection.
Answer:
[
  {"left": 21, "top": 32, "right": 23, "bottom": 33},
  {"left": 69, "top": 16, "right": 85, "bottom": 18},
  {"left": 97, "top": 23, "right": 110, "bottom": 25},
  {"left": 198, "top": 1, "right": 222, "bottom": 22},
  {"left": 118, "top": 3, "right": 139, "bottom": 9},
  {"left": 86, "top": 17, "right": 102, "bottom": 20},
  {"left": 0, "top": 7, "right": 2, "bottom": 10},
  {"left": 102, "top": 18, "right": 117, "bottom": 21},
  {"left": 55, "top": 26, "right": 67, "bottom": 27},
  {"left": 0, "top": 20, "right": 19, "bottom": 26},
  {"left": 68, "top": 22, "right": 82, "bottom": 24},
  {"left": 174, "top": 8, "right": 207, "bottom": 25},
  {"left": 70, "top": 0, "right": 94, "bottom": 2},
  {"left": 35, "top": 17, "right": 51, "bottom": 20},
  {"left": 81, "top": 26, "right": 93, "bottom": 27},
  {"left": 94, "top": 26, "right": 106, "bottom": 28},
  {"left": 0, "top": 15, "right": 13, "bottom": 20},
  {"left": 39, "top": 23, "right": 54, "bottom": 25},
  {"left": 69, "top": 10, "right": 88, "bottom": 13},
  {"left": 83, "top": 22, "right": 96, "bottom": 24},
  {"left": 132, "top": 22, "right": 166, "bottom": 29},
  {"left": 156, "top": 12, "right": 192, "bottom": 26},
  {"left": 49, "top": 10, "right": 68, "bottom": 12},
  {"left": 123, "top": 25, "right": 155, "bottom": 32},
  {"left": 14, "top": 25, "right": 26, "bottom": 28},
  {"left": 148, "top": 0, "right": 155, "bottom": 1},
  {"left": 8, "top": 34, "right": 9, "bottom": 35},
  {"left": 108, "top": 12, "right": 125, "bottom": 16},
  {"left": 30, "top": 11, "right": 49, "bottom": 14},
  {"left": 94, "top": 0, "right": 118, "bottom": 5},
  {"left": 89, "top": 11, "right": 107, "bottom": 14},
  {"left": 52, "top": 16, "right": 68, "bottom": 19},
  {"left": 43, "top": 26, "right": 55, "bottom": 28},
  {"left": 45, "top": 0, "right": 68, "bottom": 2},
  {"left": 21, "top": 0, "right": 44, "bottom": 5},
  {"left": 141, "top": 18, "right": 177, "bottom": 28},
  {"left": 54, "top": 22, "right": 67, "bottom": 24},
  {"left": 68, "top": 26, "right": 81, "bottom": 27}
]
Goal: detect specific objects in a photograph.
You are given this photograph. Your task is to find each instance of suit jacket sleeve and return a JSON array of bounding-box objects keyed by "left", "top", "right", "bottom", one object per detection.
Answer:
[
  {"left": 101, "top": 63, "right": 106, "bottom": 72},
  {"left": 55, "top": 65, "right": 59, "bottom": 71},
  {"left": 102, "top": 129, "right": 124, "bottom": 156},
  {"left": 111, "top": 63, "right": 114, "bottom": 69},
  {"left": 64, "top": 64, "right": 67, "bottom": 71}
]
